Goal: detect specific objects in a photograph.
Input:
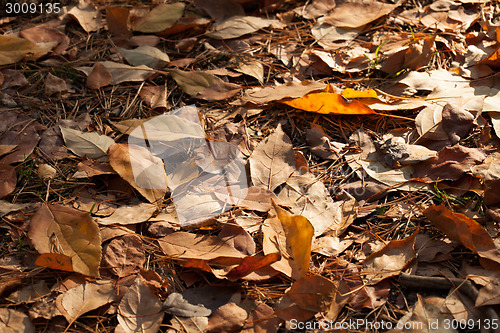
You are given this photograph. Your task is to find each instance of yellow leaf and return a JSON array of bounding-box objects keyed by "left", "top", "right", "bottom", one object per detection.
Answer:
[
  {"left": 283, "top": 92, "right": 377, "bottom": 115},
  {"left": 272, "top": 200, "right": 313, "bottom": 279},
  {"left": 341, "top": 88, "right": 379, "bottom": 99}
]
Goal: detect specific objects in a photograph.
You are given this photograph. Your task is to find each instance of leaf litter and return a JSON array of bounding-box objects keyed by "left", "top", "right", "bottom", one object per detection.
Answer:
[{"left": 2, "top": 0, "right": 500, "bottom": 331}]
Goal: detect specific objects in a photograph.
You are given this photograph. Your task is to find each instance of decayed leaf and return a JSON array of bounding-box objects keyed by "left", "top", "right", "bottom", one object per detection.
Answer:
[
  {"left": 28, "top": 204, "right": 101, "bottom": 277},
  {"left": 118, "top": 277, "right": 164, "bottom": 333},
  {"left": 78, "top": 61, "right": 155, "bottom": 85},
  {"left": 158, "top": 231, "right": 246, "bottom": 260},
  {"left": 306, "top": 124, "right": 345, "bottom": 160},
  {"left": 0, "top": 165, "right": 16, "bottom": 198},
  {"left": 206, "top": 303, "right": 247, "bottom": 332},
  {"left": 362, "top": 230, "right": 417, "bottom": 284},
  {"left": 6, "top": 280, "right": 50, "bottom": 304},
  {"left": 20, "top": 26, "right": 69, "bottom": 55},
  {"left": 272, "top": 201, "right": 314, "bottom": 279},
  {"left": 0, "top": 200, "right": 28, "bottom": 217},
  {"left": 249, "top": 124, "right": 296, "bottom": 191},
  {"left": 44, "top": 73, "right": 68, "bottom": 96},
  {"left": 107, "top": 143, "right": 168, "bottom": 204},
  {"left": 133, "top": 2, "right": 185, "bottom": 33},
  {"left": 60, "top": 127, "right": 114, "bottom": 160},
  {"left": 0, "top": 35, "right": 47, "bottom": 65},
  {"left": 106, "top": 7, "right": 130, "bottom": 37},
  {"left": 103, "top": 234, "right": 145, "bottom": 277},
  {"left": 0, "top": 308, "right": 34, "bottom": 333},
  {"left": 284, "top": 92, "right": 377, "bottom": 115},
  {"left": 424, "top": 205, "right": 500, "bottom": 264},
  {"left": 207, "top": 16, "right": 279, "bottom": 39},
  {"left": 139, "top": 86, "right": 168, "bottom": 109},
  {"left": 96, "top": 203, "right": 156, "bottom": 225},
  {"left": 86, "top": 63, "right": 112, "bottom": 89},
  {"left": 118, "top": 45, "right": 170, "bottom": 69},
  {"left": 56, "top": 280, "right": 114, "bottom": 323},
  {"left": 171, "top": 69, "right": 240, "bottom": 101}
]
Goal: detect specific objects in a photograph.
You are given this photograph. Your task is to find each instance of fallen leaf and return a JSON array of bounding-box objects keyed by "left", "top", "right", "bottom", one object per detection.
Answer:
[
  {"left": 249, "top": 124, "right": 296, "bottom": 191},
  {"left": 207, "top": 16, "right": 280, "bottom": 39},
  {"left": 106, "top": 7, "right": 130, "bottom": 37},
  {"left": 241, "top": 303, "right": 281, "bottom": 333},
  {"left": 35, "top": 253, "right": 73, "bottom": 273},
  {"left": 284, "top": 92, "right": 377, "bottom": 115},
  {"left": 241, "top": 80, "right": 327, "bottom": 104},
  {"left": 6, "top": 280, "right": 50, "bottom": 304},
  {"left": 28, "top": 204, "right": 101, "bottom": 277},
  {"left": 78, "top": 61, "right": 155, "bottom": 85},
  {"left": 194, "top": 0, "right": 244, "bottom": 19},
  {"left": 471, "top": 152, "right": 500, "bottom": 205},
  {"left": 272, "top": 201, "right": 313, "bottom": 279},
  {"left": 158, "top": 231, "right": 246, "bottom": 260},
  {"left": 362, "top": 229, "right": 417, "bottom": 284},
  {"left": 133, "top": 3, "right": 185, "bottom": 33},
  {"left": 171, "top": 69, "right": 240, "bottom": 101},
  {"left": 0, "top": 35, "right": 47, "bottom": 65},
  {"left": 163, "top": 292, "right": 212, "bottom": 317},
  {"left": 0, "top": 200, "right": 28, "bottom": 217},
  {"left": 206, "top": 303, "right": 247, "bottom": 332},
  {"left": 118, "top": 45, "right": 170, "bottom": 69},
  {"left": 0, "top": 164, "right": 16, "bottom": 198},
  {"left": 56, "top": 280, "right": 114, "bottom": 323},
  {"left": 441, "top": 103, "right": 474, "bottom": 144},
  {"left": 118, "top": 277, "right": 164, "bottom": 333},
  {"left": 226, "top": 253, "right": 280, "bottom": 280},
  {"left": 306, "top": 124, "right": 345, "bottom": 160},
  {"left": 139, "top": 85, "right": 168, "bottom": 109},
  {"left": 74, "top": 159, "right": 115, "bottom": 178},
  {"left": 60, "top": 127, "right": 114, "bottom": 160},
  {"left": 64, "top": 0, "right": 103, "bottom": 33},
  {"left": 219, "top": 223, "right": 256, "bottom": 255},
  {"left": 103, "top": 234, "right": 145, "bottom": 277},
  {"left": 0, "top": 308, "right": 34, "bottom": 333},
  {"left": 234, "top": 59, "right": 264, "bottom": 84},
  {"left": 107, "top": 143, "right": 168, "bottom": 204},
  {"left": 323, "top": 1, "right": 397, "bottom": 28},
  {"left": 86, "top": 63, "right": 112, "bottom": 89},
  {"left": 20, "top": 26, "right": 69, "bottom": 55},
  {"left": 96, "top": 203, "right": 156, "bottom": 225},
  {"left": 341, "top": 88, "right": 379, "bottom": 99},
  {"left": 424, "top": 205, "right": 500, "bottom": 264}
]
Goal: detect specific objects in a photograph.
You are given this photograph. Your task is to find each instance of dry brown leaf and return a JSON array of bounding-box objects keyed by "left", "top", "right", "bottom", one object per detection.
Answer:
[
  {"left": 133, "top": 2, "right": 185, "bottom": 33},
  {"left": 323, "top": 0, "right": 397, "bottom": 28},
  {"left": 20, "top": 26, "right": 69, "bottom": 55},
  {"left": 139, "top": 85, "right": 168, "bottom": 109},
  {"left": 107, "top": 143, "right": 168, "bottom": 204},
  {"left": 195, "top": 0, "right": 244, "bottom": 20},
  {"left": 64, "top": 0, "right": 103, "bottom": 33},
  {"left": 44, "top": 73, "right": 68, "bottom": 96},
  {"left": 28, "top": 204, "right": 101, "bottom": 277},
  {"left": 249, "top": 124, "right": 295, "bottom": 191},
  {"left": 241, "top": 302, "right": 281, "bottom": 333},
  {"left": 163, "top": 292, "right": 212, "bottom": 317},
  {"left": 86, "top": 63, "right": 113, "bottom": 89},
  {"left": 240, "top": 80, "right": 327, "bottom": 104},
  {"left": 226, "top": 253, "right": 280, "bottom": 280},
  {"left": 103, "top": 234, "right": 145, "bottom": 277},
  {"left": 78, "top": 61, "right": 154, "bottom": 85},
  {"left": 472, "top": 152, "right": 500, "bottom": 205},
  {"left": 60, "top": 127, "right": 114, "bottom": 160},
  {"left": 158, "top": 231, "right": 246, "bottom": 260},
  {"left": 234, "top": 59, "right": 264, "bottom": 84},
  {"left": 117, "top": 277, "right": 164, "bottom": 333},
  {"left": 404, "top": 36, "right": 436, "bottom": 70},
  {"left": 56, "top": 280, "right": 114, "bottom": 323},
  {"left": 0, "top": 308, "right": 34, "bottom": 333},
  {"left": 106, "top": 7, "right": 130, "bottom": 37},
  {"left": 74, "top": 159, "right": 115, "bottom": 178},
  {"left": 118, "top": 45, "right": 170, "bottom": 69},
  {"left": 0, "top": 35, "right": 47, "bottom": 65},
  {"left": 207, "top": 16, "right": 280, "bottom": 39},
  {"left": 96, "top": 203, "right": 156, "bottom": 225},
  {"left": 0, "top": 164, "right": 16, "bottom": 198},
  {"left": 362, "top": 230, "right": 417, "bottom": 284},
  {"left": 219, "top": 223, "right": 256, "bottom": 255},
  {"left": 171, "top": 69, "right": 241, "bottom": 101},
  {"left": 206, "top": 302, "right": 247, "bottom": 332},
  {"left": 424, "top": 205, "right": 500, "bottom": 264}
]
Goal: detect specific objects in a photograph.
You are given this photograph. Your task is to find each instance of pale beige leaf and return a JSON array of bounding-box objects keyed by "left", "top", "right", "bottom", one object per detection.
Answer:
[
  {"left": 234, "top": 60, "right": 264, "bottom": 84},
  {"left": 28, "top": 204, "right": 102, "bottom": 277},
  {"left": 0, "top": 35, "right": 47, "bottom": 65},
  {"left": 133, "top": 3, "right": 185, "bottom": 33},
  {"left": 158, "top": 231, "right": 246, "bottom": 260},
  {"left": 118, "top": 45, "right": 170, "bottom": 69},
  {"left": 118, "top": 277, "right": 164, "bottom": 333},
  {"left": 107, "top": 143, "right": 168, "bottom": 204},
  {"left": 207, "top": 16, "right": 279, "bottom": 39},
  {"left": 249, "top": 124, "right": 296, "bottom": 191},
  {"left": 0, "top": 308, "right": 34, "bottom": 333},
  {"left": 206, "top": 303, "right": 247, "bottom": 332},
  {"left": 77, "top": 61, "right": 155, "bottom": 85},
  {"left": 60, "top": 127, "right": 115, "bottom": 160},
  {"left": 56, "top": 280, "right": 114, "bottom": 322},
  {"left": 241, "top": 80, "right": 327, "bottom": 104},
  {"left": 96, "top": 203, "right": 156, "bottom": 225},
  {"left": 65, "top": 0, "right": 102, "bottom": 33}
]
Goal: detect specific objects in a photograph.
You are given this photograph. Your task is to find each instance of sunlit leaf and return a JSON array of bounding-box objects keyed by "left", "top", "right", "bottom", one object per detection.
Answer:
[{"left": 283, "top": 92, "right": 377, "bottom": 115}]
